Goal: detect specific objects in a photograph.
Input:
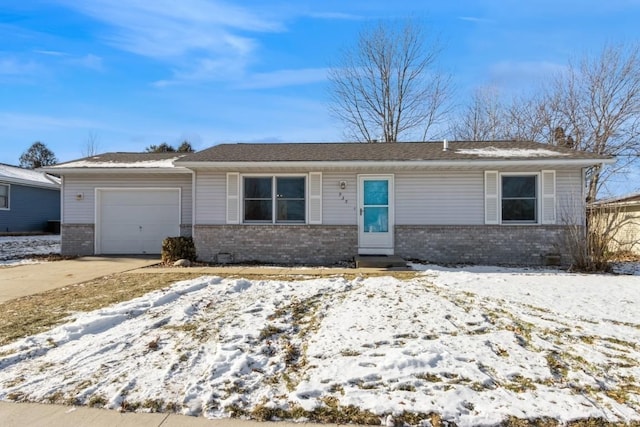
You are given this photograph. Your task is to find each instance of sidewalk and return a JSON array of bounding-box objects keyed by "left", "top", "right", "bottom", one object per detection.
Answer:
[
  {"left": 0, "top": 401, "right": 319, "bottom": 427},
  {"left": 128, "top": 265, "right": 409, "bottom": 277}
]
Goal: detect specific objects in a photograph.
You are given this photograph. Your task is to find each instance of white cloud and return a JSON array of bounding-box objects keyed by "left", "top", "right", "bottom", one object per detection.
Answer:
[
  {"left": 68, "top": 54, "right": 104, "bottom": 71},
  {"left": 307, "top": 11, "right": 364, "bottom": 20},
  {"left": 53, "top": 0, "right": 287, "bottom": 85},
  {"left": 487, "top": 60, "right": 567, "bottom": 89},
  {"left": 235, "top": 68, "right": 328, "bottom": 89},
  {"left": 55, "top": 0, "right": 281, "bottom": 58},
  {"left": 458, "top": 16, "right": 494, "bottom": 24},
  {"left": 0, "top": 57, "right": 40, "bottom": 77},
  {"left": 0, "top": 112, "right": 102, "bottom": 131},
  {"left": 31, "top": 51, "right": 104, "bottom": 71},
  {"left": 33, "top": 50, "right": 68, "bottom": 57}
]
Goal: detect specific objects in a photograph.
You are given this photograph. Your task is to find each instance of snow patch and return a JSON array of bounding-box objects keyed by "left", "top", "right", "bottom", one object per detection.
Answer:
[
  {"left": 0, "top": 268, "right": 638, "bottom": 424},
  {"left": 456, "top": 147, "right": 570, "bottom": 157}
]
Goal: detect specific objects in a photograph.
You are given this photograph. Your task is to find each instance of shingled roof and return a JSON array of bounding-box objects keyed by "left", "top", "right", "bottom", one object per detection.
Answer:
[
  {"left": 592, "top": 192, "right": 640, "bottom": 206},
  {"left": 45, "top": 141, "right": 613, "bottom": 172},
  {"left": 177, "top": 141, "right": 610, "bottom": 163},
  {"left": 48, "top": 152, "right": 188, "bottom": 169},
  {"left": 0, "top": 163, "right": 60, "bottom": 188}
]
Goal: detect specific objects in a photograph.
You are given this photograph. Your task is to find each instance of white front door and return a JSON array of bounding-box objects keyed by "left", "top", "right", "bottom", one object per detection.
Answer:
[{"left": 358, "top": 175, "right": 394, "bottom": 255}]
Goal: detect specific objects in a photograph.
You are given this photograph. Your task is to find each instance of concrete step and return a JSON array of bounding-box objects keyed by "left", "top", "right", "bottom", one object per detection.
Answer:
[{"left": 354, "top": 255, "right": 408, "bottom": 269}]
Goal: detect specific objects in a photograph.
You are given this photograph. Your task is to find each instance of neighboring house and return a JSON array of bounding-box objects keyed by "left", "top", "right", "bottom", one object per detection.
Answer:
[
  {"left": 44, "top": 141, "right": 613, "bottom": 265},
  {"left": 590, "top": 193, "right": 640, "bottom": 255},
  {"left": 0, "top": 163, "right": 61, "bottom": 233}
]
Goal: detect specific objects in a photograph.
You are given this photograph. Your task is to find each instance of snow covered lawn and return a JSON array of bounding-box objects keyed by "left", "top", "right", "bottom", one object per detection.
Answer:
[
  {"left": 0, "top": 235, "right": 60, "bottom": 266},
  {"left": 0, "top": 266, "right": 638, "bottom": 426}
]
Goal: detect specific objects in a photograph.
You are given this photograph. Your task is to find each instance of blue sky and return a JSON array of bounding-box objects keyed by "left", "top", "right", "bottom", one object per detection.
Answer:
[{"left": 1, "top": 0, "right": 639, "bottom": 173}]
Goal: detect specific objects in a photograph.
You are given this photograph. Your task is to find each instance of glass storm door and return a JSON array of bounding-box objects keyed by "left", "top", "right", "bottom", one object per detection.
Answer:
[{"left": 358, "top": 175, "right": 394, "bottom": 255}]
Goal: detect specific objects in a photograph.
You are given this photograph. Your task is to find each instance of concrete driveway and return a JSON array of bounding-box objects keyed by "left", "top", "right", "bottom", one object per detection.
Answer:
[{"left": 0, "top": 257, "right": 159, "bottom": 303}]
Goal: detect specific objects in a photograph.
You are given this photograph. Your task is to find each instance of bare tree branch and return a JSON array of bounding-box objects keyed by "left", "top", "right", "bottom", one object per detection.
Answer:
[
  {"left": 81, "top": 131, "right": 101, "bottom": 157},
  {"left": 453, "top": 43, "right": 640, "bottom": 200},
  {"left": 328, "top": 19, "right": 452, "bottom": 142}
]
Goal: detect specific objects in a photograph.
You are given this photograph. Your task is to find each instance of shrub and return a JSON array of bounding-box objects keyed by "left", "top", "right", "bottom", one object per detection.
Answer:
[
  {"left": 559, "top": 195, "right": 633, "bottom": 272},
  {"left": 161, "top": 236, "right": 196, "bottom": 264}
]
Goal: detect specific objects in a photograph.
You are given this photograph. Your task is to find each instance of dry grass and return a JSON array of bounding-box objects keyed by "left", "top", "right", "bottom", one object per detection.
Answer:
[
  {"left": 0, "top": 272, "right": 202, "bottom": 346},
  {"left": 0, "top": 269, "right": 418, "bottom": 348},
  {"left": 1, "top": 268, "right": 639, "bottom": 426}
]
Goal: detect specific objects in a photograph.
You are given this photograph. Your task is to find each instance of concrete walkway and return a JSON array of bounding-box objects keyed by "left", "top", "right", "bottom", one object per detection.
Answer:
[
  {"left": 0, "top": 401, "right": 317, "bottom": 427},
  {"left": 0, "top": 256, "right": 159, "bottom": 303},
  {"left": 130, "top": 265, "right": 409, "bottom": 277},
  {"left": 0, "top": 256, "right": 412, "bottom": 304}
]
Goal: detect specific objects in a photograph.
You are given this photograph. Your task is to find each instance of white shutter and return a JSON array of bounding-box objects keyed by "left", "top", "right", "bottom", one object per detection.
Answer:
[
  {"left": 226, "top": 172, "right": 240, "bottom": 224},
  {"left": 308, "top": 172, "right": 322, "bottom": 224},
  {"left": 484, "top": 171, "right": 499, "bottom": 224},
  {"left": 541, "top": 170, "right": 556, "bottom": 224}
]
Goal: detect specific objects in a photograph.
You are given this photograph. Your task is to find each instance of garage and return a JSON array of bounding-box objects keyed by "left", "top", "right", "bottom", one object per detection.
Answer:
[{"left": 96, "top": 189, "right": 180, "bottom": 254}]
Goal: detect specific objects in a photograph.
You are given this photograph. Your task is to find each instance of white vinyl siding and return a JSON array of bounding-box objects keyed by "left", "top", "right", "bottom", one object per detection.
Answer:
[
  {"left": 396, "top": 171, "right": 484, "bottom": 225},
  {"left": 61, "top": 174, "right": 192, "bottom": 224},
  {"left": 190, "top": 167, "right": 583, "bottom": 227},
  {"left": 322, "top": 173, "right": 357, "bottom": 225},
  {"left": 555, "top": 169, "right": 584, "bottom": 225},
  {"left": 194, "top": 172, "right": 226, "bottom": 224}
]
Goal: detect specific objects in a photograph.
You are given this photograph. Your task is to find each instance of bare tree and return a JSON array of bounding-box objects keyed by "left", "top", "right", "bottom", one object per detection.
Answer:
[
  {"left": 456, "top": 44, "right": 640, "bottom": 201},
  {"left": 548, "top": 44, "right": 640, "bottom": 202},
  {"left": 81, "top": 131, "right": 101, "bottom": 157},
  {"left": 451, "top": 86, "right": 506, "bottom": 140},
  {"left": 328, "top": 19, "right": 452, "bottom": 142}
]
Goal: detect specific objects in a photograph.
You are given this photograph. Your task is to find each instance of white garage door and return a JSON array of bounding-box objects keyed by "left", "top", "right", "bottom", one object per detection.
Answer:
[{"left": 98, "top": 189, "right": 180, "bottom": 254}]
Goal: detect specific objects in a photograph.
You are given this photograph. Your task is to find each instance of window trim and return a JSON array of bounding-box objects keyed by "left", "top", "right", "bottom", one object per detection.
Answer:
[
  {"left": 241, "top": 174, "right": 308, "bottom": 224},
  {"left": 500, "top": 172, "right": 540, "bottom": 224},
  {"left": 0, "top": 183, "right": 9, "bottom": 210}
]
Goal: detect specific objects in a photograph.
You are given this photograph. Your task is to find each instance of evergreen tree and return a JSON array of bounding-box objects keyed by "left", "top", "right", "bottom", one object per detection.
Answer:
[{"left": 19, "top": 141, "right": 57, "bottom": 169}]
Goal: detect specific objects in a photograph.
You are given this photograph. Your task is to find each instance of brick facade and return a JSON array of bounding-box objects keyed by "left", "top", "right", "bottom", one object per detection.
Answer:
[
  {"left": 61, "top": 224, "right": 95, "bottom": 256},
  {"left": 179, "top": 225, "right": 192, "bottom": 237},
  {"left": 395, "top": 225, "right": 572, "bottom": 265},
  {"left": 61, "top": 223, "right": 192, "bottom": 256},
  {"left": 62, "top": 222, "right": 574, "bottom": 266},
  {"left": 194, "top": 224, "right": 573, "bottom": 266},
  {"left": 194, "top": 225, "right": 358, "bottom": 265}
]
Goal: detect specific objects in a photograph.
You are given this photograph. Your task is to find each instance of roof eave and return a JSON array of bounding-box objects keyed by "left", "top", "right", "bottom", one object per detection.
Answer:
[
  {"left": 177, "top": 158, "right": 614, "bottom": 169},
  {"left": 0, "top": 177, "right": 61, "bottom": 189},
  {"left": 40, "top": 167, "right": 192, "bottom": 175}
]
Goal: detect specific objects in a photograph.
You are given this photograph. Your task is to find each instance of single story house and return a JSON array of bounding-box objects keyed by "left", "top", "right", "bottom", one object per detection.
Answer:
[
  {"left": 0, "top": 163, "right": 61, "bottom": 233},
  {"left": 44, "top": 141, "right": 613, "bottom": 265},
  {"left": 590, "top": 193, "right": 640, "bottom": 255}
]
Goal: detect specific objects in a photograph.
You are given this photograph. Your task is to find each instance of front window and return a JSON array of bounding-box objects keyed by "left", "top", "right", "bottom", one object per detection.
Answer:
[
  {"left": 501, "top": 175, "right": 537, "bottom": 223},
  {"left": 0, "top": 184, "right": 8, "bottom": 209},
  {"left": 244, "top": 176, "right": 305, "bottom": 223},
  {"left": 244, "top": 177, "right": 272, "bottom": 222}
]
